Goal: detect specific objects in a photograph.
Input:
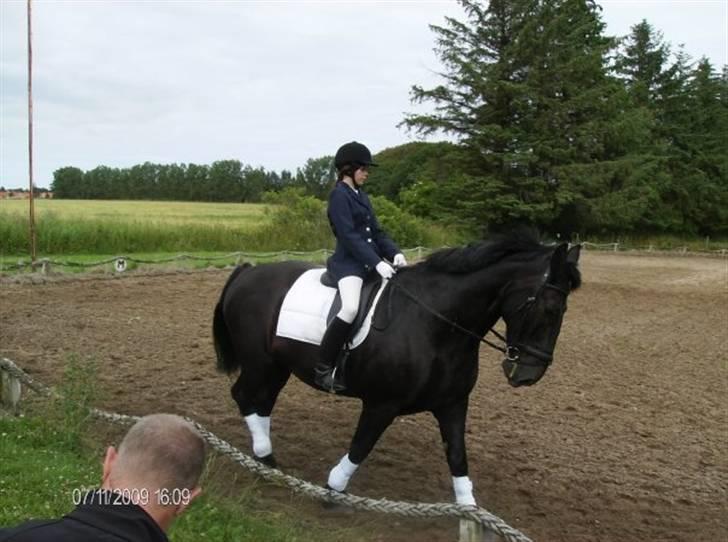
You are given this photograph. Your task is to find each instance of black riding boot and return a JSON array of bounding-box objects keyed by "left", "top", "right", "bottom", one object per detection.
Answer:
[{"left": 314, "top": 317, "right": 352, "bottom": 393}]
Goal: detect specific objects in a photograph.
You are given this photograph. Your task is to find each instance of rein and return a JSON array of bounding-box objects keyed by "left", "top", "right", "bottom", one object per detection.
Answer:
[
  {"left": 388, "top": 278, "right": 510, "bottom": 355},
  {"left": 389, "top": 275, "right": 569, "bottom": 367}
]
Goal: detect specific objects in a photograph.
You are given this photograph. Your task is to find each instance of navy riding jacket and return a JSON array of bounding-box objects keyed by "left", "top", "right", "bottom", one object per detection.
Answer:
[{"left": 326, "top": 181, "right": 400, "bottom": 282}]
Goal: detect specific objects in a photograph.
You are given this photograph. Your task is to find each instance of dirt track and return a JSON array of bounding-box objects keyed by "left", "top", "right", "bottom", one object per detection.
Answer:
[{"left": 1, "top": 252, "right": 726, "bottom": 541}]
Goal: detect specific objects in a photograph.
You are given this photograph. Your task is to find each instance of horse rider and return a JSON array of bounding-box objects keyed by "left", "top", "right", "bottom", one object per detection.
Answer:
[{"left": 314, "top": 141, "right": 407, "bottom": 393}]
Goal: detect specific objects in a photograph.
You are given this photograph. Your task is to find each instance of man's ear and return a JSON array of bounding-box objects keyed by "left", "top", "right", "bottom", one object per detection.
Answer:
[
  {"left": 175, "top": 487, "right": 203, "bottom": 517},
  {"left": 101, "top": 446, "right": 117, "bottom": 487}
]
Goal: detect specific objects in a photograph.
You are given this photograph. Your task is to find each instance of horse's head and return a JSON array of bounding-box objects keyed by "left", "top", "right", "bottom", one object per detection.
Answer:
[{"left": 499, "top": 243, "right": 581, "bottom": 387}]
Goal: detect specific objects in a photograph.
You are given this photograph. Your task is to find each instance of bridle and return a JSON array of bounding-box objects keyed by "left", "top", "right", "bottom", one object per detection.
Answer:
[
  {"left": 503, "top": 281, "right": 569, "bottom": 367},
  {"left": 389, "top": 274, "right": 569, "bottom": 369}
]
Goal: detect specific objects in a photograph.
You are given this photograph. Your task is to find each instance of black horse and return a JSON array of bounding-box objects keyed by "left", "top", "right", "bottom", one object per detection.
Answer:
[{"left": 213, "top": 232, "right": 581, "bottom": 504}]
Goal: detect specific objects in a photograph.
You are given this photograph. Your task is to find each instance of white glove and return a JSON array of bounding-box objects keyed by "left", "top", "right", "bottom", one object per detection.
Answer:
[
  {"left": 375, "top": 261, "right": 396, "bottom": 279},
  {"left": 393, "top": 253, "right": 408, "bottom": 268}
]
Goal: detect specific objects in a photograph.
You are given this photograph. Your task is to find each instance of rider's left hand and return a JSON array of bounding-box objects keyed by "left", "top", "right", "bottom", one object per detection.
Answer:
[{"left": 393, "top": 253, "right": 408, "bottom": 268}]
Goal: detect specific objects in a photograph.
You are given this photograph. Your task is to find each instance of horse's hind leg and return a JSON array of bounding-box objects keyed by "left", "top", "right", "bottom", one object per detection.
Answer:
[
  {"left": 230, "top": 356, "right": 290, "bottom": 467},
  {"left": 327, "top": 402, "right": 398, "bottom": 492}
]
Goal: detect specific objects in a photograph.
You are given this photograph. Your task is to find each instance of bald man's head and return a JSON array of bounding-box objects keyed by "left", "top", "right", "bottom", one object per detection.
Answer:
[{"left": 109, "top": 414, "right": 206, "bottom": 492}]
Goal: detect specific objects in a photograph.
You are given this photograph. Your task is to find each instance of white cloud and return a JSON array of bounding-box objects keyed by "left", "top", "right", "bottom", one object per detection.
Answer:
[{"left": 1, "top": 0, "right": 725, "bottom": 188}]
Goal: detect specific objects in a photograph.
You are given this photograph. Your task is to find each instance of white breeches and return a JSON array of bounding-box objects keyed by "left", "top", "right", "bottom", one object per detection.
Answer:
[{"left": 336, "top": 276, "right": 363, "bottom": 324}]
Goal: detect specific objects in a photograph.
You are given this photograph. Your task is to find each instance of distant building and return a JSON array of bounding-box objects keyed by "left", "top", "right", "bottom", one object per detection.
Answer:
[{"left": 0, "top": 189, "right": 53, "bottom": 199}]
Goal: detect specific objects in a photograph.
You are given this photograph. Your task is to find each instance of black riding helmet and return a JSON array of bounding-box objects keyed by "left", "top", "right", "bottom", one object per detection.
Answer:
[{"left": 334, "top": 141, "right": 378, "bottom": 170}]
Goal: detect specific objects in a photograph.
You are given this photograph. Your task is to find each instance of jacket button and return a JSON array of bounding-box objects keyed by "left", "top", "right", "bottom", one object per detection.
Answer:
[
  {"left": 367, "top": 238, "right": 372, "bottom": 243},
  {"left": 366, "top": 227, "right": 371, "bottom": 232}
]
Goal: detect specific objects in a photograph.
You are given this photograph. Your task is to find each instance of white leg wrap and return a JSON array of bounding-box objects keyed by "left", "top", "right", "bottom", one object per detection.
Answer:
[
  {"left": 453, "top": 476, "right": 476, "bottom": 505},
  {"left": 327, "top": 454, "right": 359, "bottom": 492},
  {"left": 244, "top": 414, "right": 272, "bottom": 458},
  {"left": 259, "top": 416, "right": 271, "bottom": 438}
]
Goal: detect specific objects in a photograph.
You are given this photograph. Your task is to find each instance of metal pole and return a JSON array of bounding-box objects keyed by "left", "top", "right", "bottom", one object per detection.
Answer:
[{"left": 27, "top": 0, "right": 37, "bottom": 263}]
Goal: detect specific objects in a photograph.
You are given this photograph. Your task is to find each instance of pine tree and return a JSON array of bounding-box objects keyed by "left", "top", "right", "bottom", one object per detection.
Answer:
[
  {"left": 402, "top": 0, "right": 650, "bottom": 234},
  {"left": 402, "top": 0, "right": 540, "bottom": 228},
  {"left": 670, "top": 58, "right": 728, "bottom": 234},
  {"left": 615, "top": 19, "right": 672, "bottom": 108}
]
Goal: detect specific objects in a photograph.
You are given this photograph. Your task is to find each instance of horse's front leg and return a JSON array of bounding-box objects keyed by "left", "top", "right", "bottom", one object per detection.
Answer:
[
  {"left": 327, "top": 401, "right": 399, "bottom": 492},
  {"left": 433, "top": 397, "right": 476, "bottom": 505}
]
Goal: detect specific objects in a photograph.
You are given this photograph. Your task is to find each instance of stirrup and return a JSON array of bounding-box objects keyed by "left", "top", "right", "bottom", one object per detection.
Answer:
[{"left": 315, "top": 366, "right": 346, "bottom": 394}]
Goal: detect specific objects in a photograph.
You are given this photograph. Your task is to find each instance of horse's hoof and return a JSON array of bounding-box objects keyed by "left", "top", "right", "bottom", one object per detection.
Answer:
[
  {"left": 322, "top": 484, "right": 350, "bottom": 511},
  {"left": 255, "top": 453, "right": 277, "bottom": 469}
]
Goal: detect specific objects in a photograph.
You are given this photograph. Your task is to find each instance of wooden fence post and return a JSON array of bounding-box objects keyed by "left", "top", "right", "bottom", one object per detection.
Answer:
[
  {"left": 1, "top": 370, "right": 22, "bottom": 414},
  {"left": 459, "top": 519, "right": 502, "bottom": 542}
]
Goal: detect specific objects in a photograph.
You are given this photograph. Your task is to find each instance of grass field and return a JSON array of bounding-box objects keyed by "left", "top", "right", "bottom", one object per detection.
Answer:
[
  {"left": 0, "top": 197, "right": 459, "bottom": 263},
  {"left": 0, "top": 199, "right": 269, "bottom": 227},
  {"left": 0, "top": 199, "right": 285, "bottom": 257},
  {"left": 2, "top": 198, "right": 723, "bottom": 268}
]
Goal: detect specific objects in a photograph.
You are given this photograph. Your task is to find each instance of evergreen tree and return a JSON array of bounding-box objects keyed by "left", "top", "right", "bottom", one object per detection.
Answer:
[
  {"left": 403, "top": 0, "right": 648, "bottom": 234},
  {"left": 403, "top": 0, "right": 543, "bottom": 228},
  {"left": 615, "top": 19, "right": 671, "bottom": 108},
  {"left": 672, "top": 58, "right": 728, "bottom": 234}
]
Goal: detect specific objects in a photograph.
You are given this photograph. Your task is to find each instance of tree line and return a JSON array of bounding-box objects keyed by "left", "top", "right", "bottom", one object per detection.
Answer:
[
  {"left": 52, "top": 0, "right": 726, "bottom": 237},
  {"left": 51, "top": 156, "right": 335, "bottom": 203}
]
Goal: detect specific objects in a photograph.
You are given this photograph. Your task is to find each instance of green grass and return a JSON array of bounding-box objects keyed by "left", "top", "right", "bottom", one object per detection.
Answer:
[
  {"left": 0, "top": 199, "right": 268, "bottom": 227},
  {"left": 0, "top": 197, "right": 458, "bottom": 265},
  {"left": 0, "top": 353, "right": 350, "bottom": 541},
  {"left": 0, "top": 415, "right": 101, "bottom": 522},
  {"left": 0, "top": 414, "right": 344, "bottom": 541},
  {"left": 0, "top": 199, "right": 276, "bottom": 256}
]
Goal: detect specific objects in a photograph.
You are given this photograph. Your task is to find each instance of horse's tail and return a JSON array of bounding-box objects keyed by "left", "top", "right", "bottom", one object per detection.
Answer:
[{"left": 213, "top": 263, "right": 251, "bottom": 374}]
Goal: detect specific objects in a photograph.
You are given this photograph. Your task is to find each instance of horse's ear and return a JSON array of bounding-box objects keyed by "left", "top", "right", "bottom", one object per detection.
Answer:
[
  {"left": 549, "top": 243, "right": 569, "bottom": 279},
  {"left": 567, "top": 244, "right": 581, "bottom": 264}
]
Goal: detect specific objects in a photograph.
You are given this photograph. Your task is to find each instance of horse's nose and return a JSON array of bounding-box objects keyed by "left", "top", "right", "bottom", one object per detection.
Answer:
[
  {"left": 508, "top": 376, "right": 535, "bottom": 387},
  {"left": 502, "top": 359, "right": 545, "bottom": 387}
]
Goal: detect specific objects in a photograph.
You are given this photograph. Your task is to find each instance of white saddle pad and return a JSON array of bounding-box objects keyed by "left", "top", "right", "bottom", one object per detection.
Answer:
[{"left": 275, "top": 269, "right": 387, "bottom": 348}]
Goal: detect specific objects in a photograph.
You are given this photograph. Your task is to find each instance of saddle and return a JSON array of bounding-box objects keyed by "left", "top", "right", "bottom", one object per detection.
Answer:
[
  {"left": 320, "top": 271, "right": 382, "bottom": 331},
  {"left": 275, "top": 268, "right": 388, "bottom": 348}
]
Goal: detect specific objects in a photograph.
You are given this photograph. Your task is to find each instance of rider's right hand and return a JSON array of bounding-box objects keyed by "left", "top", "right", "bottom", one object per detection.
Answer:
[{"left": 375, "top": 261, "right": 396, "bottom": 279}]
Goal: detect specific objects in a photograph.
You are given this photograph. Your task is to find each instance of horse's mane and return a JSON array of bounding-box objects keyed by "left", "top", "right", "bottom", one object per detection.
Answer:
[
  {"left": 421, "top": 230, "right": 581, "bottom": 290},
  {"left": 423, "top": 230, "right": 549, "bottom": 273}
]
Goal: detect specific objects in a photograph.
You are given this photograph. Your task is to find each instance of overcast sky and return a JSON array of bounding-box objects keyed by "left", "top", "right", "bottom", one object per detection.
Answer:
[{"left": 1, "top": 0, "right": 726, "bottom": 189}]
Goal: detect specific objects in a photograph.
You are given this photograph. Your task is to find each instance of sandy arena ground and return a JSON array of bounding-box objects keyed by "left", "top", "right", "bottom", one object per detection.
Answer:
[{"left": 1, "top": 252, "right": 726, "bottom": 541}]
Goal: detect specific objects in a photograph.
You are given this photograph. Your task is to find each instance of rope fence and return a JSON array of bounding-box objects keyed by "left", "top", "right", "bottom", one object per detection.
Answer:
[
  {"left": 2, "top": 242, "right": 725, "bottom": 274},
  {"left": 0, "top": 357, "right": 532, "bottom": 542}
]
